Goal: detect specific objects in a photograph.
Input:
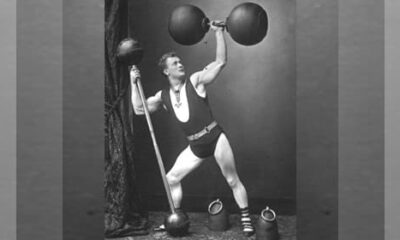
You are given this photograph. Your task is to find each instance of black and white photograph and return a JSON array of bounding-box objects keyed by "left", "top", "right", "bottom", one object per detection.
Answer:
[
  {"left": 104, "top": 0, "right": 295, "bottom": 239},
  {"left": 0, "top": 0, "right": 396, "bottom": 240}
]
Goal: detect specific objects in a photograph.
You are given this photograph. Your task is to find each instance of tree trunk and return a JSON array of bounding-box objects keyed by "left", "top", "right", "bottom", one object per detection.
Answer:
[{"left": 104, "top": 0, "right": 148, "bottom": 237}]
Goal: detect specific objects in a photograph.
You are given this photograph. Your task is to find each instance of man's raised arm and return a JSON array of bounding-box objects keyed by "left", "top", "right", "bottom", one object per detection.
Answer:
[{"left": 193, "top": 21, "right": 227, "bottom": 86}]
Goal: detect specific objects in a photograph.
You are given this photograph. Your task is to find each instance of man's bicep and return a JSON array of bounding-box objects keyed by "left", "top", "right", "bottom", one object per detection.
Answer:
[
  {"left": 198, "top": 61, "right": 225, "bottom": 84},
  {"left": 147, "top": 91, "right": 163, "bottom": 113}
]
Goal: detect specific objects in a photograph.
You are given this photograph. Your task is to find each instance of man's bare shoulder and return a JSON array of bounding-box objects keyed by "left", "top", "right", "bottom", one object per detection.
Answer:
[
  {"left": 189, "top": 71, "right": 202, "bottom": 87},
  {"left": 153, "top": 90, "right": 163, "bottom": 101}
]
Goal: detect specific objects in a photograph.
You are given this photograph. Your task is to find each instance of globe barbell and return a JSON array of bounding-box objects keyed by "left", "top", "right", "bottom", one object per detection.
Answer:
[
  {"left": 116, "top": 38, "right": 191, "bottom": 236},
  {"left": 168, "top": 2, "right": 268, "bottom": 46}
]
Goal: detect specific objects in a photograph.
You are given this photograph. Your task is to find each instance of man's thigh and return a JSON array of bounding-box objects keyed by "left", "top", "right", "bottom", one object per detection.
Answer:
[
  {"left": 214, "top": 133, "right": 238, "bottom": 174},
  {"left": 168, "top": 145, "right": 204, "bottom": 180}
]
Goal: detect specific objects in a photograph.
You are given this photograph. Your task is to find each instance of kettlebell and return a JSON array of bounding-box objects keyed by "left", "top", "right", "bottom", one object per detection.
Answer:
[
  {"left": 208, "top": 199, "right": 229, "bottom": 231},
  {"left": 256, "top": 206, "right": 279, "bottom": 240}
]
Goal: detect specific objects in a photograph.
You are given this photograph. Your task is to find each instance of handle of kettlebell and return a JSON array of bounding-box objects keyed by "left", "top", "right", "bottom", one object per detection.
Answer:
[
  {"left": 261, "top": 206, "right": 276, "bottom": 222},
  {"left": 261, "top": 206, "right": 276, "bottom": 221}
]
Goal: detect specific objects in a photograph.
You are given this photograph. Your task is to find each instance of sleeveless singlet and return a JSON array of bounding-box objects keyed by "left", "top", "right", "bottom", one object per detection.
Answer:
[{"left": 161, "top": 79, "right": 222, "bottom": 158}]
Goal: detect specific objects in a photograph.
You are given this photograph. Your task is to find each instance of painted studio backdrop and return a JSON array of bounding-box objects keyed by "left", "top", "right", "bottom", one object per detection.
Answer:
[{"left": 128, "top": 0, "right": 295, "bottom": 213}]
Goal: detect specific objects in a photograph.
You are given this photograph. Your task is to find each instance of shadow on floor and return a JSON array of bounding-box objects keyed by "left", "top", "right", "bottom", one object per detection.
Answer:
[{"left": 107, "top": 212, "right": 296, "bottom": 240}]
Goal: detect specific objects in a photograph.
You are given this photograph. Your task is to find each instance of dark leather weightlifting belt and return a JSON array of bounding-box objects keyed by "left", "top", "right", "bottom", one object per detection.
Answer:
[{"left": 187, "top": 121, "right": 218, "bottom": 141}]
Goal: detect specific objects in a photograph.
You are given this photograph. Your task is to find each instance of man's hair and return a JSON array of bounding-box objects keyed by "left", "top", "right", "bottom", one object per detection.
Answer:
[{"left": 158, "top": 52, "right": 178, "bottom": 76}]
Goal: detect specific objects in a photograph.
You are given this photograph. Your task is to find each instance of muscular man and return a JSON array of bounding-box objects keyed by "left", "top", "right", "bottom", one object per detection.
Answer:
[{"left": 130, "top": 21, "right": 254, "bottom": 236}]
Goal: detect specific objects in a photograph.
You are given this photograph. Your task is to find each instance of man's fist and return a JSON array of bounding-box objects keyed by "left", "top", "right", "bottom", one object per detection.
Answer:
[
  {"left": 210, "top": 20, "right": 225, "bottom": 32},
  {"left": 130, "top": 65, "right": 141, "bottom": 84}
]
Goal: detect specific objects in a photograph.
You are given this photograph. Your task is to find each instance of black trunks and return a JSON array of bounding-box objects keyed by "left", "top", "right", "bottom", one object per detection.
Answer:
[{"left": 189, "top": 124, "right": 223, "bottom": 158}]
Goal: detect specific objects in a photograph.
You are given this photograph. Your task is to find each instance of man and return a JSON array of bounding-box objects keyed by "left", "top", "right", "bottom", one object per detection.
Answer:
[{"left": 130, "top": 21, "right": 254, "bottom": 236}]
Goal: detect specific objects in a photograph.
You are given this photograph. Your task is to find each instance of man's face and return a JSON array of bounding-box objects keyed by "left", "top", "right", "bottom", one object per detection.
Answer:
[{"left": 164, "top": 56, "right": 185, "bottom": 79}]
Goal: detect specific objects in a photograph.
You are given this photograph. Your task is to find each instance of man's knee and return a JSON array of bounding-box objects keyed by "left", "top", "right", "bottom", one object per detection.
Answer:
[
  {"left": 225, "top": 175, "right": 239, "bottom": 188},
  {"left": 166, "top": 172, "right": 180, "bottom": 186}
]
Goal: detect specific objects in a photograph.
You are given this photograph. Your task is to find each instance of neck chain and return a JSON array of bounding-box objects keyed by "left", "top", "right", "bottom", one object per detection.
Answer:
[{"left": 173, "top": 83, "right": 184, "bottom": 108}]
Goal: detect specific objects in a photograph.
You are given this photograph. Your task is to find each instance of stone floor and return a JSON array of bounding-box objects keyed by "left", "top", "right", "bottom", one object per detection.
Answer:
[{"left": 108, "top": 212, "right": 296, "bottom": 240}]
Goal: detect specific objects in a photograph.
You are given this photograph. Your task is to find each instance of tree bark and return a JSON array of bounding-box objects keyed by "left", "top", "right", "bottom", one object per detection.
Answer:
[{"left": 104, "top": 0, "right": 148, "bottom": 237}]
